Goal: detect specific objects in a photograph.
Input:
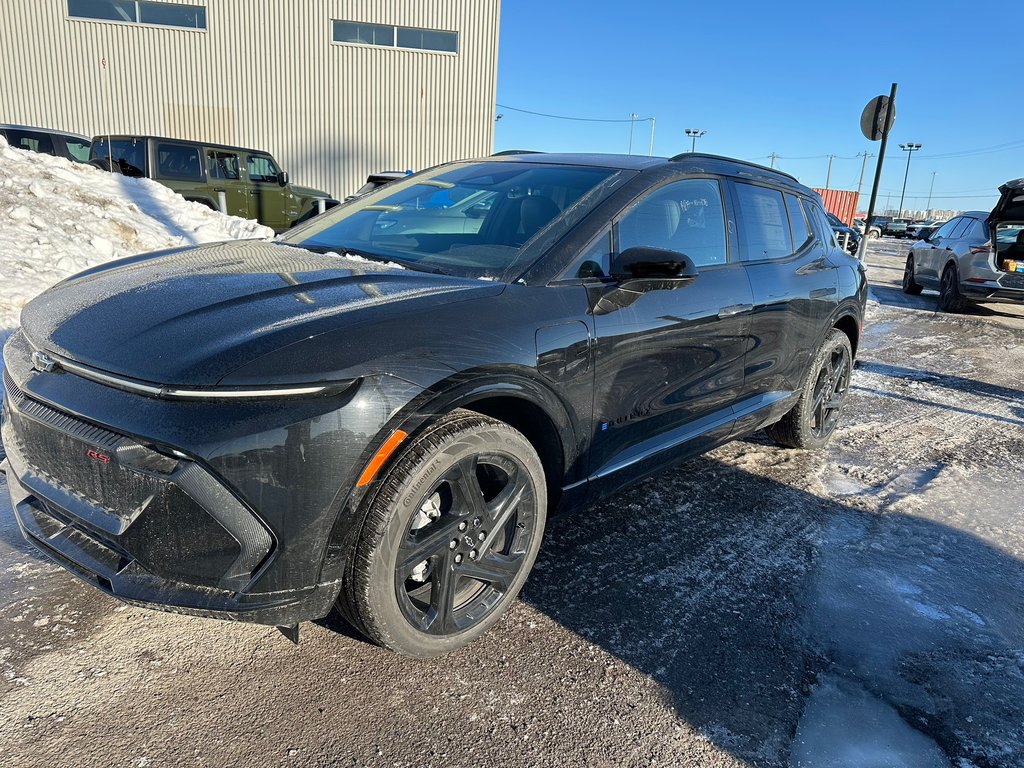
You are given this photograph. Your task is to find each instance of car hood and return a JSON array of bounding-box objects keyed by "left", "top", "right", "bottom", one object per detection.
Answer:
[
  {"left": 292, "top": 184, "right": 334, "bottom": 200},
  {"left": 19, "top": 240, "right": 503, "bottom": 386}
]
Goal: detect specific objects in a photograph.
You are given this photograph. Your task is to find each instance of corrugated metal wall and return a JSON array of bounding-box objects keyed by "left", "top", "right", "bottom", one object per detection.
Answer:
[
  {"left": 813, "top": 188, "right": 859, "bottom": 227},
  {"left": 1, "top": 0, "right": 500, "bottom": 198}
]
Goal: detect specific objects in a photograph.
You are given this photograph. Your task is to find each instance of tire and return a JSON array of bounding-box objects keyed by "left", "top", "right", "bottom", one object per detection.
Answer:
[
  {"left": 339, "top": 409, "right": 546, "bottom": 657},
  {"left": 938, "top": 263, "right": 968, "bottom": 313},
  {"left": 902, "top": 254, "right": 923, "bottom": 295},
  {"left": 766, "top": 328, "right": 853, "bottom": 450}
]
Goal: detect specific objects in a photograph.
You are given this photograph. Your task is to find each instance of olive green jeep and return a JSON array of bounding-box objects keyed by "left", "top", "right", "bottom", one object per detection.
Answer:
[{"left": 89, "top": 135, "right": 336, "bottom": 232}]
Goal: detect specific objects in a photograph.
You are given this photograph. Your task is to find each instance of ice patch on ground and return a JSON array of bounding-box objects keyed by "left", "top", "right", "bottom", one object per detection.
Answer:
[{"left": 790, "top": 674, "right": 950, "bottom": 768}]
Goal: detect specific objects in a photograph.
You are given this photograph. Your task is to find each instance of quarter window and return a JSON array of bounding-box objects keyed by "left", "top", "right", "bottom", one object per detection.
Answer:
[
  {"left": 734, "top": 183, "right": 793, "bottom": 261},
  {"left": 67, "top": 0, "right": 207, "bottom": 29},
  {"left": 4, "top": 130, "right": 55, "bottom": 156},
  {"left": 785, "top": 194, "right": 811, "bottom": 250},
  {"left": 247, "top": 155, "right": 280, "bottom": 183},
  {"left": 616, "top": 178, "right": 728, "bottom": 268},
  {"left": 332, "top": 20, "right": 458, "bottom": 53},
  {"left": 156, "top": 143, "right": 204, "bottom": 180}
]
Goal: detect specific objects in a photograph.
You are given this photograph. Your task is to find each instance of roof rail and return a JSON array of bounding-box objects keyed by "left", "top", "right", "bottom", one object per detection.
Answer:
[{"left": 668, "top": 152, "right": 800, "bottom": 184}]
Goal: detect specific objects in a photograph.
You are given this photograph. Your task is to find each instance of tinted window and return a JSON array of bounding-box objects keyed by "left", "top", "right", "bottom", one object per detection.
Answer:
[
  {"left": 617, "top": 178, "right": 727, "bottom": 268},
  {"left": 247, "top": 154, "right": 280, "bottom": 183},
  {"left": 4, "top": 129, "right": 55, "bottom": 155},
  {"left": 138, "top": 1, "right": 206, "bottom": 28},
  {"left": 91, "top": 137, "right": 146, "bottom": 177},
  {"left": 67, "top": 0, "right": 137, "bottom": 22},
  {"left": 931, "top": 218, "right": 960, "bottom": 240},
  {"left": 735, "top": 183, "right": 793, "bottom": 261},
  {"left": 785, "top": 193, "right": 811, "bottom": 249},
  {"left": 208, "top": 151, "right": 240, "bottom": 180},
  {"left": 396, "top": 27, "right": 459, "bottom": 52},
  {"left": 64, "top": 137, "right": 91, "bottom": 162},
  {"left": 156, "top": 143, "right": 203, "bottom": 180},
  {"left": 949, "top": 218, "right": 973, "bottom": 240},
  {"left": 333, "top": 21, "right": 394, "bottom": 46},
  {"left": 810, "top": 203, "right": 840, "bottom": 248}
]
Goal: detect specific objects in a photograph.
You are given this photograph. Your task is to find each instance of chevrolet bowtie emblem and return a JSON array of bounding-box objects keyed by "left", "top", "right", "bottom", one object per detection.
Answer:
[{"left": 32, "top": 351, "right": 57, "bottom": 373}]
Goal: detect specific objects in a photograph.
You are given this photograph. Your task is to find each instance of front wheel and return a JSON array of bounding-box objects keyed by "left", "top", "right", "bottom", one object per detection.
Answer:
[
  {"left": 902, "top": 254, "right": 923, "bottom": 295},
  {"left": 339, "top": 410, "right": 546, "bottom": 657},
  {"left": 766, "top": 329, "right": 853, "bottom": 450}
]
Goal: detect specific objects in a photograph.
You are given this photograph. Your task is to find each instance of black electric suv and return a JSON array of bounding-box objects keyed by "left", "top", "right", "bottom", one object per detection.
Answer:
[{"left": 1, "top": 153, "right": 866, "bottom": 657}]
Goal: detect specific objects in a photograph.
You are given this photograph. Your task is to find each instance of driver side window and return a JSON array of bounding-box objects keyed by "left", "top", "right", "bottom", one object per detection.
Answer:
[{"left": 615, "top": 178, "right": 727, "bottom": 271}]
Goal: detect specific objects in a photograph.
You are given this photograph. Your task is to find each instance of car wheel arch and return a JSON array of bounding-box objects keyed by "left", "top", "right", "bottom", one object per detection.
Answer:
[{"left": 831, "top": 312, "right": 860, "bottom": 358}]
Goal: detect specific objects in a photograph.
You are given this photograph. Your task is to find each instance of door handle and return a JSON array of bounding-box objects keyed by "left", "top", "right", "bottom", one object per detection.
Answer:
[{"left": 718, "top": 303, "right": 753, "bottom": 318}]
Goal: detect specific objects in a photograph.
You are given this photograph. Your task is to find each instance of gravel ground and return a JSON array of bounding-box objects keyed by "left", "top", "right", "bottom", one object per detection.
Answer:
[{"left": 1, "top": 238, "right": 1023, "bottom": 767}]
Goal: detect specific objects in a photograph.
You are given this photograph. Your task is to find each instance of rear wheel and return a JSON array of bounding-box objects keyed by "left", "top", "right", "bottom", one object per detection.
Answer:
[
  {"left": 339, "top": 410, "right": 546, "bottom": 657},
  {"left": 938, "top": 263, "right": 968, "bottom": 313},
  {"left": 902, "top": 254, "right": 923, "bottom": 295},
  {"left": 766, "top": 329, "right": 853, "bottom": 450}
]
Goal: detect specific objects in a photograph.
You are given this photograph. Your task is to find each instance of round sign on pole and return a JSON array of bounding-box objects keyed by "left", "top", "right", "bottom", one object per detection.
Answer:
[{"left": 860, "top": 96, "right": 895, "bottom": 141}]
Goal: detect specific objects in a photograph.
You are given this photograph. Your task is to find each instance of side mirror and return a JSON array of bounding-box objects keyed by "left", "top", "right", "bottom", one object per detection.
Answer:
[
  {"left": 277, "top": 171, "right": 289, "bottom": 186},
  {"left": 611, "top": 246, "right": 699, "bottom": 286}
]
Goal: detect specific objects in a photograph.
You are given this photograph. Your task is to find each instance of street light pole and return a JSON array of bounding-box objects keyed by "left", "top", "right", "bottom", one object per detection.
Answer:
[
  {"left": 926, "top": 171, "right": 937, "bottom": 214},
  {"left": 684, "top": 128, "right": 707, "bottom": 152},
  {"left": 627, "top": 113, "right": 638, "bottom": 155},
  {"left": 825, "top": 154, "right": 835, "bottom": 191},
  {"left": 856, "top": 151, "right": 874, "bottom": 210},
  {"left": 898, "top": 142, "right": 922, "bottom": 218}
]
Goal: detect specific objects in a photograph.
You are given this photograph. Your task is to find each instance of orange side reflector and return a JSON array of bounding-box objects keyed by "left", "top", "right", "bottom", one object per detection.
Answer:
[{"left": 356, "top": 430, "right": 408, "bottom": 487}]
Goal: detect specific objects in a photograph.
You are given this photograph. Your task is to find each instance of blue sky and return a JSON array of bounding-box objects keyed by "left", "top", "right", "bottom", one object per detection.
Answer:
[{"left": 494, "top": 0, "right": 1022, "bottom": 215}]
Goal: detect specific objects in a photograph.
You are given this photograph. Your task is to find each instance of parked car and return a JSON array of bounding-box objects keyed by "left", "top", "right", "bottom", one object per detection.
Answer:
[
  {"left": 825, "top": 211, "right": 861, "bottom": 254},
  {"left": 883, "top": 218, "right": 912, "bottom": 238},
  {"left": 1, "top": 152, "right": 867, "bottom": 657},
  {"left": 854, "top": 218, "right": 882, "bottom": 238},
  {"left": 902, "top": 186, "right": 1024, "bottom": 311},
  {"left": 0, "top": 123, "right": 91, "bottom": 164},
  {"left": 88, "top": 135, "right": 336, "bottom": 232},
  {"left": 906, "top": 220, "right": 945, "bottom": 240}
]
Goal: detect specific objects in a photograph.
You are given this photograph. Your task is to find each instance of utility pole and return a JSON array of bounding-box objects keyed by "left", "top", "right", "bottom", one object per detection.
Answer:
[
  {"left": 824, "top": 154, "right": 836, "bottom": 191},
  {"left": 648, "top": 117, "right": 656, "bottom": 157},
  {"left": 684, "top": 128, "right": 706, "bottom": 153},
  {"left": 897, "top": 142, "right": 922, "bottom": 217},
  {"left": 926, "top": 171, "right": 937, "bottom": 214},
  {"left": 627, "top": 113, "right": 638, "bottom": 155},
  {"left": 769, "top": 152, "right": 778, "bottom": 168},
  {"left": 856, "top": 151, "right": 874, "bottom": 210}
]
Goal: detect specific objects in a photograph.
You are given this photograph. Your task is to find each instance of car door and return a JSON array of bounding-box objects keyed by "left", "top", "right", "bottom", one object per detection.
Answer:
[
  {"left": 586, "top": 176, "right": 752, "bottom": 493},
  {"left": 730, "top": 184, "right": 840, "bottom": 429},
  {"left": 205, "top": 149, "right": 249, "bottom": 217},
  {"left": 915, "top": 217, "right": 960, "bottom": 285},
  {"left": 245, "top": 152, "right": 291, "bottom": 231}
]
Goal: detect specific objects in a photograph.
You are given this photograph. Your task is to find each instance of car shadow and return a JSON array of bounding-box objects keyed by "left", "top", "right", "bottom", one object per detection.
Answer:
[{"left": 519, "top": 453, "right": 1024, "bottom": 766}]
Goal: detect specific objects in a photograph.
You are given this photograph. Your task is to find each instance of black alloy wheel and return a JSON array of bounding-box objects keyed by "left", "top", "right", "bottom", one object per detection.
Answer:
[
  {"left": 340, "top": 410, "right": 546, "bottom": 657},
  {"left": 766, "top": 328, "right": 853, "bottom": 450},
  {"left": 902, "top": 254, "right": 923, "bottom": 295},
  {"left": 938, "top": 264, "right": 967, "bottom": 313}
]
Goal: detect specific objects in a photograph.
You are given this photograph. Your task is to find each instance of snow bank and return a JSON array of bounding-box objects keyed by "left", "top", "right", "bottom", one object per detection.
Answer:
[{"left": 0, "top": 135, "right": 273, "bottom": 329}]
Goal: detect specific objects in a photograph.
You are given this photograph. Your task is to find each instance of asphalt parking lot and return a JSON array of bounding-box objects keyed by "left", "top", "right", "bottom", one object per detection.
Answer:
[{"left": 2, "top": 238, "right": 1023, "bottom": 768}]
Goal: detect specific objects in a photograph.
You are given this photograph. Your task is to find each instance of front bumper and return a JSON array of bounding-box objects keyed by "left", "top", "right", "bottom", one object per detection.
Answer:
[{"left": 1, "top": 369, "right": 338, "bottom": 625}]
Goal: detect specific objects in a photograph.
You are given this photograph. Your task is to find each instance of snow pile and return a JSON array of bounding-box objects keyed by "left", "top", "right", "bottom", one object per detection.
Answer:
[{"left": 0, "top": 135, "right": 273, "bottom": 329}]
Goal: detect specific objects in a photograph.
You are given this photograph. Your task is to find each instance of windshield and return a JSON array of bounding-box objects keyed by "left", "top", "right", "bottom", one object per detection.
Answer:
[{"left": 279, "top": 161, "right": 621, "bottom": 279}]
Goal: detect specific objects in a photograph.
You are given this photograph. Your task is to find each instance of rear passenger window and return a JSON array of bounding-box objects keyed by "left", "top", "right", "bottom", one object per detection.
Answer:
[
  {"left": 785, "top": 194, "right": 811, "bottom": 250},
  {"left": 949, "top": 218, "right": 973, "bottom": 239},
  {"left": 156, "top": 143, "right": 203, "bottom": 180},
  {"left": 735, "top": 183, "right": 793, "bottom": 261},
  {"left": 6, "top": 130, "right": 55, "bottom": 155},
  {"left": 208, "top": 151, "right": 240, "bottom": 180},
  {"left": 616, "top": 178, "right": 727, "bottom": 268}
]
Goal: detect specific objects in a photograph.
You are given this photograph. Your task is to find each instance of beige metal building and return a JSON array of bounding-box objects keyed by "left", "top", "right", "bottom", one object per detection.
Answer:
[{"left": 0, "top": 0, "right": 501, "bottom": 198}]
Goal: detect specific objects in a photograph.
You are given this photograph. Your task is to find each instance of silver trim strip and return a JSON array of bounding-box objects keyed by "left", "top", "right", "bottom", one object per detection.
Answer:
[{"left": 51, "top": 354, "right": 332, "bottom": 400}]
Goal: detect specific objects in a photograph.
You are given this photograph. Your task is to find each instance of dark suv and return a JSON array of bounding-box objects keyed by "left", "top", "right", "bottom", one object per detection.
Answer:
[
  {"left": 88, "top": 135, "right": 336, "bottom": 232},
  {"left": 1, "top": 153, "right": 866, "bottom": 657},
  {"left": 1, "top": 124, "right": 91, "bottom": 163}
]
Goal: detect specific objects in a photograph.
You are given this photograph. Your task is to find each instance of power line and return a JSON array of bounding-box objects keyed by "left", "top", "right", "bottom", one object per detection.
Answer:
[{"left": 495, "top": 103, "right": 654, "bottom": 124}]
